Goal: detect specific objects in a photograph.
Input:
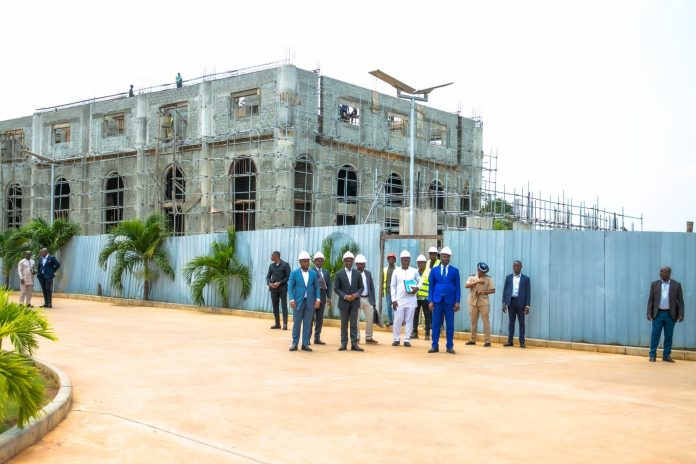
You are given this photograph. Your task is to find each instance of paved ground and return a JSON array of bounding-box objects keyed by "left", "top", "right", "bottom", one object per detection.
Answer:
[{"left": 7, "top": 297, "right": 696, "bottom": 463}]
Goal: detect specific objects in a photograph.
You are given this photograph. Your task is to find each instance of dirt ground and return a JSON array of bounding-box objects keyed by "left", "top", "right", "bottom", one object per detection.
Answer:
[{"left": 9, "top": 297, "right": 696, "bottom": 464}]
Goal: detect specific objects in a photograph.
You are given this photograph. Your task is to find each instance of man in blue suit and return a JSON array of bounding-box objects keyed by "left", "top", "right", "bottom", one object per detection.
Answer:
[
  {"left": 287, "top": 251, "right": 321, "bottom": 352},
  {"left": 502, "top": 260, "right": 531, "bottom": 348},
  {"left": 37, "top": 247, "right": 61, "bottom": 308},
  {"left": 427, "top": 246, "right": 461, "bottom": 354}
]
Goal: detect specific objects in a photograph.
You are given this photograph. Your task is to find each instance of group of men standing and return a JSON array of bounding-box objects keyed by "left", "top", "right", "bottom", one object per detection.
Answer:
[{"left": 16, "top": 248, "right": 61, "bottom": 308}]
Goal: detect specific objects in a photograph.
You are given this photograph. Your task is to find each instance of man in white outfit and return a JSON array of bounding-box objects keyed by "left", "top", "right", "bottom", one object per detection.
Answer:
[
  {"left": 390, "top": 250, "right": 420, "bottom": 347},
  {"left": 17, "top": 250, "right": 35, "bottom": 307}
]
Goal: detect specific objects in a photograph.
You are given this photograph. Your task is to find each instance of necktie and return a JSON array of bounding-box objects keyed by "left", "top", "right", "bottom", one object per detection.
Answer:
[
  {"left": 443, "top": 265, "right": 447, "bottom": 277},
  {"left": 317, "top": 270, "right": 327, "bottom": 290}
]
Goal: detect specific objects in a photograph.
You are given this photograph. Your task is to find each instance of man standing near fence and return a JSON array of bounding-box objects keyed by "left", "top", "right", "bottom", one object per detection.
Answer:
[
  {"left": 412, "top": 255, "right": 432, "bottom": 340},
  {"left": 18, "top": 251, "right": 35, "bottom": 307},
  {"left": 647, "top": 266, "right": 685, "bottom": 363},
  {"left": 428, "top": 247, "right": 460, "bottom": 354},
  {"left": 465, "top": 262, "right": 495, "bottom": 347},
  {"left": 502, "top": 260, "right": 531, "bottom": 348},
  {"left": 37, "top": 248, "right": 60, "bottom": 309},
  {"left": 382, "top": 253, "right": 397, "bottom": 327},
  {"left": 334, "top": 251, "right": 364, "bottom": 351},
  {"left": 267, "top": 251, "right": 291, "bottom": 330},
  {"left": 287, "top": 251, "right": 321, "bottom": 352},
  {"left": 311, "top": 251, "right": 331, "bottom": 345},
  {"left": 355, "top": 254, "right": 380, "bottom": 344},
  {"left": 391, "top": 250, "right": 420, "bottom": 347}
]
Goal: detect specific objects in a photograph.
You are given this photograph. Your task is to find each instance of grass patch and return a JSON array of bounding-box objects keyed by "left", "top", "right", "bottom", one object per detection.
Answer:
[{"left": 0, "top": 368, "right": 59, "bottom": 433}]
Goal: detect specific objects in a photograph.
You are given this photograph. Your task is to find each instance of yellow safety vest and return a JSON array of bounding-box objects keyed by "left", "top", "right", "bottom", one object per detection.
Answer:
[{"left": 417, "top": 267, "right": 431, "bottom": 299}]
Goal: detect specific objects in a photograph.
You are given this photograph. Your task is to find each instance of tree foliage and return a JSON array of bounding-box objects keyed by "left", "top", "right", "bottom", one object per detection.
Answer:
[
  {"left": 182, "top": 227, "right": 252, "bottom": 308},
  {"left": 0, "top": 229, "right": 30, "bottom": 288}
]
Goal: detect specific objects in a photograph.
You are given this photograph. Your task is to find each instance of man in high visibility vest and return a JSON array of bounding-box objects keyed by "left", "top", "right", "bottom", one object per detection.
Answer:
[
  {"left": 413, "top": 255, "right": 432, "bottom": 340},
  {"left": 382, "top": 252, "right": 397, "bottom": 326},
  {"left": 425, "top": 246, "right": 440, "bottom": 272}
]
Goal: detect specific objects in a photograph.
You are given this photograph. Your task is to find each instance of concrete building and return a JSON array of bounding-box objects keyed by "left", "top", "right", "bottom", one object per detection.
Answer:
[{"left": 0, "top": 62, "right": 483, "bottom": 236}]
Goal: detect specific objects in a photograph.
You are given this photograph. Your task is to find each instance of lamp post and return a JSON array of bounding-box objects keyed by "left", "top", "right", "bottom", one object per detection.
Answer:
[{"left": 369, "top": 70, "right": 452, "bottom": 235}]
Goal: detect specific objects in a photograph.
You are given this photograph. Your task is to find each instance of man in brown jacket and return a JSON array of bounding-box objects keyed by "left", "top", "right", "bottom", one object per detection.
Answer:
[{"left": 647, "top": 266, "right": 685, "bottom": 363}]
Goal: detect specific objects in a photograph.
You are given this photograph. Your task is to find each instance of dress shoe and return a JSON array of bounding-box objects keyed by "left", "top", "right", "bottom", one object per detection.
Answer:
[
  {"left": 338, "top": 345, "right": 347, "bottom": 351},
  {"left": 282, "top": 324, "right": 288, "bottom": 330},
  {"left": 392, "top": 341, "right": 400, "bottom": 346},
  {"left": 314, "top": 339, "right": 326, "bottom": 345},
  {"left": 466, "top": 341, "right": 476, "bottom": 345},
  {"left": 27, "top": 304, "right": 33, "bottom": 308},
  {"left": 411, "top": 333, "right": 419, "bottom": 339},
  {"left": 520, "top": 343, "right": 526, "bottom": 349},
  {"left": 365, "top": 338, "right": 378, "bottom": 344},
  {"left": 503, "top": 342, "right": 514, "bottom": 347},
  {"left": 289, "top": 345, "right": 298, "bottom": 351},
  {"left": 424, "top": 334, "right": 431, "bottom": 341},
  {"left": 484, "top": 342, "right": 491, "bottom": 347},
  {"left": 649, "top": 356, "right": 656, "bottom": 362},
  {"left": 351, "top": 345, "right": 364, "bottom": 352},
  {"left": 663, "top": 357, "right": 675, "bottom": 363},
  {"left": 428, "top": 347, "right": 439, "bottom": 353},
  {"left": 386, "top": 322, "right": 393, "bottom": 327},
  {"left": 270, "top": 324, "right": 281, "bottom": 329},
  {"left": 404, "top": 342, "right": 411, "bottom": 347},
  {"left": 446, "top": 348, "right": 456, "bottom": 354},
  {"left": 301, "top": 345, "right": 312, "bottom": 352},
  {"left": 45, "top": 305, "right": 52, "bottom": 308},
  {"left": 39, "top": 304, "right": 46, "bottom": 308}
]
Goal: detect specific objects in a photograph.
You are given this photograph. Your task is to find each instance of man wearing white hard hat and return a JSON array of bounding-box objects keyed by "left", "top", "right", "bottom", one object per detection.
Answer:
[
  {"left": 390, "top": 250, "right": 420, "bottom": 347},
  {"left": 333, "top": 251, "right": 365, "bottom": 351},
  {"left": 354, "top": 254, "right": 381, "bottom": 344},
  {"left": 287, "top": 251, "right": 322, "bottom": 351},
  {"left": 428, "top": 246, "right": 461, "bottom": 354},
  {"left": 425, "top": 245, "right": 440, "bottom": 272},
  {"left": 413, "top": 255, "right": 433, "bottom": 340},
  {"left": 310, "top": 251, "right": 331, "bottom": 345}
]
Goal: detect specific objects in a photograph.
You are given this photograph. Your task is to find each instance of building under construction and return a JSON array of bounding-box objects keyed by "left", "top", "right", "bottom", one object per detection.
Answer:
[{"left": 0, "top": 61, "right": 640, "bottom": 235}]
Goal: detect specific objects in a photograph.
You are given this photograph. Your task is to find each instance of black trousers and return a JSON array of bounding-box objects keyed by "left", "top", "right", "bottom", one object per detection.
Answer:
[
  {"left": 507, "top": 297, "right": 526, "bottom": 343},
  {"left": 270, "top": 288, "right": 288, "bottom": 325},
  {"left": 38, "top": 276, "right": 53, "bottom": 306},
  {"left": 340, "top": 304, "right": 360, "bottom": 346},
  {"left": 413, "top": 299, "right": 432, "bottom": 335},
  {"left": 311, "top": 301, "right": 326, "bottom": 340}
]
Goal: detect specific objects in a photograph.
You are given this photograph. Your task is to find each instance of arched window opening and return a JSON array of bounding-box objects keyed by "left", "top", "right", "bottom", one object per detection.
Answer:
[{"left": 337, "top": 165, "right": 358, "bottom": 204}]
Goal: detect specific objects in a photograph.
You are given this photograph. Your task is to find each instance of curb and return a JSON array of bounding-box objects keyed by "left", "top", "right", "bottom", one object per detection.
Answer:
[
  {"left": 0, "top": 358, "right": 72, "bottom": 463},
  {"left": 54, "top": 292, "right": 695, "bottom": 361}
]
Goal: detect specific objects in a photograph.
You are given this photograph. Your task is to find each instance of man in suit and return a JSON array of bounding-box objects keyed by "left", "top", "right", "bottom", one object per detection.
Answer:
[
  {"left": 427, "top": 247, "right": 461, "bottom": 354},
  {"left": 502, "top": 260, "right": 531, "bottom": 348},
  {"left": 287, "top": 251, "right": 321, "bottom": 352},
  {"left": 37, "top": 248, "right": 60, "bottom": 308},
  {"left": 311, "top": 251, "right": 331, "bottom": 345},
  {"left": 647, "top": 266, "right": 685, "bottom": 363},
  {"left": 266, "top": 251, "right": 291, "bottom": 330},
  {"left": 355, "top": 254, "right": 380, "bottom": 344},
  {"left": 333, "top": 251, "right": 364, "bottom": 351}
]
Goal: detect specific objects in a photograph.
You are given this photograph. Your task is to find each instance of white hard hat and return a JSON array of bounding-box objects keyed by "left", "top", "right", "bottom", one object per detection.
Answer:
[
  {"left": 440, "top": 246, "right": 452, "bottom": 256},
  {"left": 298, "top": 251, "right": 311, "bottom": 260},
  {"left": 354, "top": 254, "right": 367, "bottom": 264},
  {"left": 343, "top": 251, "right": 355, "bottom": 260},
  {"left": 313, "top": 251, "right": 325, "bottom": 260},
  {"left": 400, "top": 250, "right": 411, "bottom": 258},
  {"left": 428, "top": 246, "right": 438, "bottom": 254},
  {"left": 416, "top": 254, "right": 427, "bottom": 262}
]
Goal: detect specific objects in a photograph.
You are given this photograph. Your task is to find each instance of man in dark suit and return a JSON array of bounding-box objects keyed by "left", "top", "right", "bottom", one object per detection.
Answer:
[
  {"left": 287, "top": 251, "right": 321, "bottom": 352},
  {"left": 502, "top": 260, "right": 531, "bottom": 348},
  {"left": 311, "top": 251, "right": 331, "bottom": 345},
  {"left": 427, "top": 246, "right": 461, "bottom": 354},
  {"left": 647, "top": 266, "right": 685, "bottom": 363},
  {"left": 266, "top": 251, "right": 291, "bottom": 330},
  {"left": 37, "top": 247, "right": 60, "bottom": 308},
  {"left": 333, "top": 251, "right": 364, "bottom": 351}
]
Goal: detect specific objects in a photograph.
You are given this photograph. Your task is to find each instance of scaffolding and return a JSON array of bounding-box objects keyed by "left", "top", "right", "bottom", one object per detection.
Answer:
[{"left": 0, "top": 62, "right": 643, "bottom": 236}]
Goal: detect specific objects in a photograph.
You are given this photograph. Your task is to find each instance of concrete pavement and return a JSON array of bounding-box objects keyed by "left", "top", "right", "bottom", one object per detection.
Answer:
[{"left": 9, "top": 297, "right": 696, "bottom": 463}]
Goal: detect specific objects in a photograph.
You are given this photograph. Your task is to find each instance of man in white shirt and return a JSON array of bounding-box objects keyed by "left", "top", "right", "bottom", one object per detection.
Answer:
[
  {"left": 355, "top": 254, "right": 380, "bottom": 344},
  {"left": 17, "top": 251, "right": 35, "bottom": 307},
  {"left": 390, "top": 250, "right": 420, "bottom": 347}
]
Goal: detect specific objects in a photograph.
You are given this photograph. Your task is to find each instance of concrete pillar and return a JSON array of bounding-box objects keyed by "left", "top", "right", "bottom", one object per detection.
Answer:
[
  {"left": 274, "top": 65, "right": 299, "bottom": 228},
  {"left": 30, "top": 114, "right": 42, "bottom": 221},
  {"left": 199, "top": 81, "right": 213, "bottom": 233},
  {"left": 135, "top": 94, "right": 148, "bottom": 220}
]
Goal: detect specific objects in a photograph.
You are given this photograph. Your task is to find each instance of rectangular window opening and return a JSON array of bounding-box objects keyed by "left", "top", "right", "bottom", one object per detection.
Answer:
[
  {"left": 52, "top": 123, "right": 71, "bottom": 144},
  {"left": 103, "top": 113, "right": 125, "bottom": 138},
  {"left": 231, "top": 89, "right": 260, "bottom": 118}
]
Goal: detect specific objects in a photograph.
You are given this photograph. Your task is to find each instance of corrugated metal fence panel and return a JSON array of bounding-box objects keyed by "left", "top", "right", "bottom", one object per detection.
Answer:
[
  {"left": 43, "top": 228, "right": 696, "bottom": 348},
  {"left": 445, "top": 230, "right": 695, "bottom": 348}
]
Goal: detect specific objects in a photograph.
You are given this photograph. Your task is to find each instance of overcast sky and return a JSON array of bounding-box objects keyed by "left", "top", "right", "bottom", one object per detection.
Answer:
[{"left": 2, "top": 0, "right": 694, "bottom": 232}]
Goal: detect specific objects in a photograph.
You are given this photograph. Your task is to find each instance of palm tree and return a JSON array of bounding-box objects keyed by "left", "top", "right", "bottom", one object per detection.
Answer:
[
  {"left": 21, "top": 217, "right": 80, "bottom": 255},
  {"left": 0, "top": 229, "right": 31, "bottom": 288},
  {"left": 97, "top": 213, "right": 174, "bottom": 301},
  {"left": 182, "top": 227, "right": 251, "bottom": 308},
  {"left": 0, "top": 288, "right": 57, "bottom": 427}
]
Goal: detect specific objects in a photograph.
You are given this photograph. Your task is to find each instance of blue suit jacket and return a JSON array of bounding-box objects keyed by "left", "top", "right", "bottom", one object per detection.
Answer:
[
  {"left": 428, "top": 264, "right": 461, "bottom": 305},
  {"left": 502, "top": 274, "right": 531, "bottom": 307},
  {"left": 287, "top": 268, "right": 320, "bottom": 310},
  {"left": 38, "top": 255, "right": 61, "bottom": 280}
]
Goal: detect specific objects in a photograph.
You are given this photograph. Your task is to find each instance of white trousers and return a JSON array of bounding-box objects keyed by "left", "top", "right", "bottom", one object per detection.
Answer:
[
  {"left": 392, "top": 305, "right": 416, "bottom": 342},
  {"left": 20, "top": 284, "right": 33, "bottom": 305},
  {"left": 357, "top": 297, "right": 375, "bottom": 340}
]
